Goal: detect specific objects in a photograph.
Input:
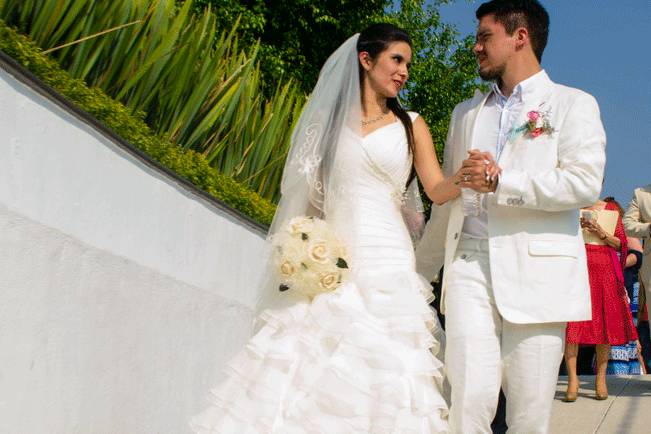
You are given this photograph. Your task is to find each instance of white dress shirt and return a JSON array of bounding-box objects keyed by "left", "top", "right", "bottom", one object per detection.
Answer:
[{"left": 461, "top": 70, "right": 547, "bottom": 239}]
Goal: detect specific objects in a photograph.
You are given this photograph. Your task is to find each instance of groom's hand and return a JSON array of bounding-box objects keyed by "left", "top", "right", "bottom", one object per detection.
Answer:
[{"left": 457, "top": 150, "right": 501, "bottom": 193}]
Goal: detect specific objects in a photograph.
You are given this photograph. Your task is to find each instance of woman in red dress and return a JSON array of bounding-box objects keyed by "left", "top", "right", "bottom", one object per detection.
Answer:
[{"left": 564, "top": 199, "right": 638, "bottom": 401}]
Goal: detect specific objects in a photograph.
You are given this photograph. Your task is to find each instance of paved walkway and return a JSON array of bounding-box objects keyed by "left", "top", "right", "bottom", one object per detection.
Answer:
[{"left": 550, "top": 375, "right": 651, "bottom": 434}]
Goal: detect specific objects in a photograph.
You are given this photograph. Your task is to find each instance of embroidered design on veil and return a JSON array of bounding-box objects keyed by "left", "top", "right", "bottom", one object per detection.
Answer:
[{"left": 289, "top": 122, "right": 325, "bottom": 208}]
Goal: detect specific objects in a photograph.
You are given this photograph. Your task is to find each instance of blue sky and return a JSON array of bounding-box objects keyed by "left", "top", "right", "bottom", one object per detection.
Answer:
[{"left": 437, "top": 0, "right": 651, "bottom": 206}]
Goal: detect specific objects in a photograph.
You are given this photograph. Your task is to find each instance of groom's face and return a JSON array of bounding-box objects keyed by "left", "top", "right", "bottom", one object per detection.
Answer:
[{"left": 474, "top": 14, "right": 517, "bottom": 81}]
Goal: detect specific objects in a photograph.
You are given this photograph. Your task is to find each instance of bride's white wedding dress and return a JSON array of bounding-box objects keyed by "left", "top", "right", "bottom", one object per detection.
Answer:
[{"left": 191, "top": 112, "right": 449, "bottom": 433}]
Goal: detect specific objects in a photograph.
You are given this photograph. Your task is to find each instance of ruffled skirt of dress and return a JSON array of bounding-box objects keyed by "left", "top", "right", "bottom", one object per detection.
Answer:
[{"left": 190, "top": 270, "right": 449, "bottom": 434}]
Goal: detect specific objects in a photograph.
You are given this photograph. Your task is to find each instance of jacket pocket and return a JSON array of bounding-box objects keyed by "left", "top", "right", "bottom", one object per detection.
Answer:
[{"left": 528, "top": 240, "right": 579, "bottom": 257}]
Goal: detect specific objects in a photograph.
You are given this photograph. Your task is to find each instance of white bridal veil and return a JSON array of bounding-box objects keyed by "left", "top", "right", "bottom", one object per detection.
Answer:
[
  {"left": 269, "top": 34, "right": 362, "bottom": 236},
  {"left": 254, "top": 33, "right": 424, "bottom": 319}
]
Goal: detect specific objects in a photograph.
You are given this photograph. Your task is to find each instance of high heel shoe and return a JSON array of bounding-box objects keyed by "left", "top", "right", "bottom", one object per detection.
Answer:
[
  {"left": 564, "top": 382, "right": 579, "bottom": 402},
  {"left": 595, "top": 378, "right": 608, "bottom": 400},
  {"left": 564, "top": 390, "right": 578, "bottom": 402},
  {"left": 595, "top": 388, "right": 608, "bottom": 400}
]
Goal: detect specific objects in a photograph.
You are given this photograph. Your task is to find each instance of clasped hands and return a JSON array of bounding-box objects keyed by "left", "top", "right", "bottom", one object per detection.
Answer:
[{"left": 455, "top": 149, "right": 502, "bottom": 193}]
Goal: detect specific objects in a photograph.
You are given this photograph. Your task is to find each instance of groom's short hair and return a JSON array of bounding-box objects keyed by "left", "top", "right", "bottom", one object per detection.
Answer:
[{"left": 476, "top": 0, "right": 550, "bottom": 62}]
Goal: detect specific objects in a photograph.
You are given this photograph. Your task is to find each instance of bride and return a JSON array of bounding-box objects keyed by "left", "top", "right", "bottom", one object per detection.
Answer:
[{"left": 191, "top": 23, "right": 488, "bottom": 433}]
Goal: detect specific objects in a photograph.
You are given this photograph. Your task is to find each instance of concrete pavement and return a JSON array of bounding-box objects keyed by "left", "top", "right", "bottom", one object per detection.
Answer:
[{"left": 550, "top": 375, "right": 651, "bottom": 434}]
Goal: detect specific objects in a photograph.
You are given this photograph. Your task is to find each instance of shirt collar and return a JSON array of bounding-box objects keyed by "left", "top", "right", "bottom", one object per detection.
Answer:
[{"left": 491, "top": 69, "right": 548, "bottom": 104}]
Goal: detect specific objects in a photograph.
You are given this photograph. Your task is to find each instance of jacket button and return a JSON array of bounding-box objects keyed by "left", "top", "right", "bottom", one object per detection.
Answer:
[{"left": 454, "top": 233, "right": 459, "bottom": 240}]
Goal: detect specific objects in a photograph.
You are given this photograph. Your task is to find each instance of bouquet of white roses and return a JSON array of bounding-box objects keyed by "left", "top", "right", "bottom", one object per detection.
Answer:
[{"left": 271, "top": 216, "right": 350, "bottom": 299}]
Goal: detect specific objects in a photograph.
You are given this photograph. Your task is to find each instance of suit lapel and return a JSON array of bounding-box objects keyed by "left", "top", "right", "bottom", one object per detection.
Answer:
[
  {"left": 463, "top": 90, "right": 492, "bottom": 154},
  {"left": 440, "top": 91, "right": 490, "bottom": 298},
  {"left": 641, "top": 187, "right": 651, "bottom": 221}
]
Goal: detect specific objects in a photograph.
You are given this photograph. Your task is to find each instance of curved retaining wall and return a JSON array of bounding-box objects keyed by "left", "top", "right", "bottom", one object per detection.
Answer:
[{"left": 0, "top": 56, "right": 268, "bottom": 433}]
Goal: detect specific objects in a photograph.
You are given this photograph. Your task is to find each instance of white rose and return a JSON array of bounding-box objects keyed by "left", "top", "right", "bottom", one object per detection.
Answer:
[
  {"left": 279, "top": 261, "right": 296, "bottom": 278},
  {"left": 283, "top": 241, "right": 305, "bottom": 261},
  {"left": 318, "top": 272, "right": 339, "bottom": 290},
  {"left": 288, "top": 216, "right": 315, "bottom": 235},
  {"left": 308, "top": 239, "right": 330, "bottom": 264}
]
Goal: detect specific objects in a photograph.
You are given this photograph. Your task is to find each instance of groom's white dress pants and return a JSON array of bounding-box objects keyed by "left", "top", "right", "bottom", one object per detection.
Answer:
[{"left": 444, "top": 238, "right": 565, "bottom": 434}]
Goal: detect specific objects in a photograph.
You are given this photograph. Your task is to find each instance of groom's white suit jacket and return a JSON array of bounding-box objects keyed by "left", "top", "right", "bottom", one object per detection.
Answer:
[{"left": 417, "top": 71, "right": 606, "bottom": 324}]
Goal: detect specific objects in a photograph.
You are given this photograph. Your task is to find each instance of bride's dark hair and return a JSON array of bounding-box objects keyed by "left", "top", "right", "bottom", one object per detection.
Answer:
[{"left": 357, "top": 23, "right": 415, "bottom": 159}]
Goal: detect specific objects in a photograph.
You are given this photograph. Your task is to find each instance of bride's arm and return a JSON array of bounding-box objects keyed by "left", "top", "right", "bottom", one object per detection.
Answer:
[{"left": 412, "top": 116, "right": 462, "bottom": 205}]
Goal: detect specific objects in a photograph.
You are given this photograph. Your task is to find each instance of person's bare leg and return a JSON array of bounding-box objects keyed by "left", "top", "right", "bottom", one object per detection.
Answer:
[
  {"left": 564, "top": 343, "right": 579, "bottom": 401},
  {"left": 595, "top": 344, "right": 610, "bottom": 399}
]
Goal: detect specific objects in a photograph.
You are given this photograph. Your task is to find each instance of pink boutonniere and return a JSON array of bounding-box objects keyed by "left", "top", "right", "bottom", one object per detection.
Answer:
[{"left": 510, "top": 106, "right": 555, "bottom": 140}]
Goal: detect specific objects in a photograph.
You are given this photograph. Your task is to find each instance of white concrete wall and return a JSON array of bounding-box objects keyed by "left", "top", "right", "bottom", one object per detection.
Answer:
[{"left": 0, "top": 66, "right": 268, "bottom": 433}]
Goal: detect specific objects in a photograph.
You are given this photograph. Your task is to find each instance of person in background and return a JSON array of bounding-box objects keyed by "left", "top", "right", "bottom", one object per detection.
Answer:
[
  {"left": 624, "top": 184, "right": 651, "bottom": 338},
  {"left": 623, "top": 237, "right": 644, "bottom": 304},
  {"left": 637, "top": 283, "right": 651, "bottom": 372},
  {"left": 604, "top": 198, "right": 643, "bottom": 375},
  {"left": 564, "top": 198, "right": 638, "bottom": 401}
]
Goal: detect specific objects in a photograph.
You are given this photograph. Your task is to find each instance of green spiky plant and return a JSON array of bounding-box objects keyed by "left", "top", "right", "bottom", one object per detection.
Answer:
[{"left": 1, "top": 0, "right": 305, "bottom": 202}]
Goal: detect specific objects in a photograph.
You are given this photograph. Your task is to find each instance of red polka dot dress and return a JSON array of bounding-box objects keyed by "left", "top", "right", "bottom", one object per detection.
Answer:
[{"left": 566, "top": 202, "right": 638, "bottom": 345}]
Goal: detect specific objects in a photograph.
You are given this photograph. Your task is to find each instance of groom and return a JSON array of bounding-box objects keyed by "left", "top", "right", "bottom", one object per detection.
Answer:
[{"left": 417, "top": 0, "right": 606, "bottom": 432}]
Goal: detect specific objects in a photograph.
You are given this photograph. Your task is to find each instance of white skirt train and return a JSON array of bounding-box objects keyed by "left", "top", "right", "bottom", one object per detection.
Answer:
[{"left": 190, "top": 270, "right": 449, "bottom": 433}]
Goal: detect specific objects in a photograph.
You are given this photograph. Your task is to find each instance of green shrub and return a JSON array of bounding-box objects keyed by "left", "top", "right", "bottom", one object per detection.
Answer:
[
  {"left": 0, "top": 0, "right": 305, "bottom": 203},
  {"left": 0, "top": 19, "right": 276, "bottom": 226}
]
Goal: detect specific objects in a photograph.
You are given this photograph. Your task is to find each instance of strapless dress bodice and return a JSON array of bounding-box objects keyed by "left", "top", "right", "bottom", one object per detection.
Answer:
[{"left": 329, "top": 114, "right": 418, "bottom": 273}]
